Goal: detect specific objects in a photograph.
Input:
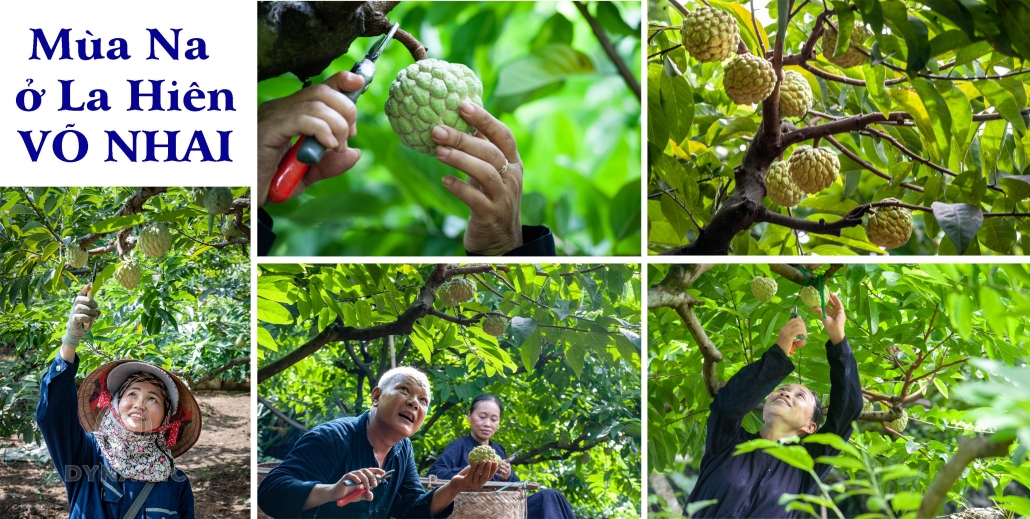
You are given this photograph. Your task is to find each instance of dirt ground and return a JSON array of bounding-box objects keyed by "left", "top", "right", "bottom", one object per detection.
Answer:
[{"left": 0, "top": 391, "right": 251, "bottom": 518}]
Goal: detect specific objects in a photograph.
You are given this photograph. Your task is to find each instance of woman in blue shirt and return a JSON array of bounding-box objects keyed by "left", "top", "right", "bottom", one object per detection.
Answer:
[
  {"left": 36, "top": 285, "right": 201, "bottom": 518},
  {"left": 427, "top": 394, "right": 577, "bottom": 519}
]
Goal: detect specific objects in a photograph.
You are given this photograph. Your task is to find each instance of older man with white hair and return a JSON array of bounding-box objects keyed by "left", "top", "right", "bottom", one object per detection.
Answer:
[{"left": 259, "top": 367, "right": 498, "bottom": 518}]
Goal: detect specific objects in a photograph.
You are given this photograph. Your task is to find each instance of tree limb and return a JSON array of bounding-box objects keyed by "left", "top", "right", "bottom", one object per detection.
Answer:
[
  {"left": 192, "top": 356, "right": 250, "bottom": 386},
  {"left": 824, "top": 135, "right": 925, "bottom": 192},
  {"left": 573, "top": 1, "right": 641, "bottom": 100},
  {"left": 258, "top": 395, "right": 309, "bottom": 432},
  {"left": 918, "top": 436, "right": 1013, "bottom": 518}
]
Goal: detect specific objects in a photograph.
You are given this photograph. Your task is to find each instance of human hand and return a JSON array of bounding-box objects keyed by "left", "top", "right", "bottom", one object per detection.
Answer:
[
  {"left": 257, "top": 71, "right": 365, "bottom": 206},
  {"left": 432, "top": 102, "right": 524, "bottom": 255},
  {"left": 497, "top": 460, "right": 512, "bottom": 481},
  {"left": 813, "top": 291, "right": 846, "bottom": 345},
  {"left": 62, "top": 285, "right": 100, "bottom": 347},
  {"left": 776, "top": 317, "right": 807, "bottom": 355},
  {"left": 449, "top": 460, "right": 498, "bottom": 491},
  {"left": 330, "top": 467, "right": 385, "bottom": 506}
]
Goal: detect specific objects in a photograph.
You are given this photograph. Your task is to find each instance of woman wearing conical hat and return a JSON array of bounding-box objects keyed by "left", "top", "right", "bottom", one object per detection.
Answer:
[{"left": 36, "top": 285, "right": 202, "bottom": 518}]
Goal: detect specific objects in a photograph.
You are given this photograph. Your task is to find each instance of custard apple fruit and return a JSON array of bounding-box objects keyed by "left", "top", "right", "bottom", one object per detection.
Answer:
[
  {"left": 765, "top": 161, "right": 805, "bottom": 207},
  {"left": 385, "top": 59, "right": 484, "bottom": 155},
  {"left": 822, "top": 23, "right": 871, "bottom": 69},
  {"left": 750, "top": 276, "right": 778, "bottom": 302},
  {"left": 799, "top": 286, "right": 821, "bottom": 308},
  {"left": 788, "top": 146, "right": 840, "bottom": 194},
  {"left": 204, "top": 187, "right": 233, "bottom": 214},
  {"left": 779, "top": 70, "right": 813, "bottom": 118},
  {"left": 680, "top": 6, "right": 739, "bottom": 63},
  {"left": 723, "top": 53, "right": 776, "bottom": 105},
  {"left": 67, "top": 245, "right": 88, "bottom": 268},
  {"left": 138, "top": 222, "right": 172, "bottom": 259},
  {"left": 865, "top": 199, "right": 913, "bottom": 249},
  {"left": 192, "top": 188, "right": 208, "bottom": 207},
  {"left": 468, "top": 445, "right": 500, "bottom": 464},
  {"left": 862, "top": 399, "right": 874, "bottom": 412},
  {"left": 222, "top": 219, "right": 243, "bottom": 239},
  {"left": 114, "top": 260, "right": 142, "bottom": 290},
  {"left": 482, "top": 315, "right": 509, "bottom": 337},
  {"left": 438, "top": 278, "right": 476, "bottom": 306},
  {"left": 886, "top": 409, "right": 908, "bottom": 432}
]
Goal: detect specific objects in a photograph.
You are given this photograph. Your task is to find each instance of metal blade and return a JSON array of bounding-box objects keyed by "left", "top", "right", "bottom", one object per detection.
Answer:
[{"left": 367, "top": 23, "right": 399, "bottom": 63}]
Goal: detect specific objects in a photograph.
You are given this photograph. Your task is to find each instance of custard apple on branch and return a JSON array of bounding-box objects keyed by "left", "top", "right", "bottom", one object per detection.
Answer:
[
  {"left": 886, "top": 409, "right": 909, "bottom": 432},
  {"left": 822, "top": 22, "right": 871, "bottom": 69},
  {"left": 799, "top": 286, "right": 821, "bottom": 308},
  {"left": 723, "top": 53, "right": 776, "bottom": 105},
  {"left": 114, "top": 260, "right": 142, "bottom": 290},
  {"left": 778, "top": 70, "right": 813, "bottom": 118},
  {"left": 385, "top": 59, "right": 484, "bottom": 155},
  {"left": 750, "top": 276, "right": 778, "bottom": 302},
  {"left": 482, "top": 315, "right": 509, "bottom": 337},
  {"left": 67, "top": 245, "right": 88, "bottom": 268},
  {"left": 865, "top": 199, "right": 913, "bottom": 249},
  {"left": 680, "top": 6, "right": 739, "bottom": 63},
  {"left": 787, "top": 146, "right": 840, "bottom": 194},
  {"left": 765, "top": 161, "right": 805, "bottom": 207},
  {"left": 138, "top": 222, "right": 172, "bottom": 259}
]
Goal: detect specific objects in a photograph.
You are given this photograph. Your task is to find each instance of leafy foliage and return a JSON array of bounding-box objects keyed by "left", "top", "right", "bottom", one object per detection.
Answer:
[
  {"left": 257, "top": 263, "right": 641, "bottom": 518},
  {"left": 647, "top": 0, "right": 1030, "bottom": 255},
  {"left": 0, "top": 187, "right": 251, "bottom": 444},
  {"left": 260, "top": 1, "right": 642, "bottom": 256},
  {"left": 648, "top": 263, "right": 1030, "bottom": 517}
]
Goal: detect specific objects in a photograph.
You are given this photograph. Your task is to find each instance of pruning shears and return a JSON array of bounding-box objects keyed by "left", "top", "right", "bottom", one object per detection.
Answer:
[
  {"left": 789, "top": 305, "right": 805, "bottom": 355},
  {"left": 503, "top": 448, "right": 523, "bottom": 463},
  {"left": 269, "top": 22, "right": 400, "bottom": 204},
  {"left": 336, "top": 469, "right": 395, "bottom": 507}
]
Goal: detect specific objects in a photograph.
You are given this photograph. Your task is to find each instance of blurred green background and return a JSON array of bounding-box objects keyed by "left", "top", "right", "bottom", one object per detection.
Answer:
[{"left": 259, "top": 1, "right": 642, "bottom": 256}]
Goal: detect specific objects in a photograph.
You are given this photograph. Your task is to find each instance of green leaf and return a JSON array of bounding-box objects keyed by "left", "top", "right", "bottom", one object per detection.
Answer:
[
  {"left": 257, "top": 298, "right": 293, "bottom": 325},
  {"left": 933, "top": 377, "right": 949, "bottom": 399},
  {"left": 931, "top": 202, "right": 983, "bottom": 255},
  {"left": 863, "top": 63, "right": 890, "bottom": 118},
  {"left": 890, "top": 89, "right": 940, "bottom": 160},
  {"left": 660, "top": 57, "right": 694, "bottom": 144},
  {"left": 881, "top": 2, "right": 930, "bottom": 73},
  {"left": 976, "top": 81, "right": 1028, "bottom": 136},
  {"left": 831, "top": 2, "right": 855, "bottom": 58},
  {"left": 978, "top": 218, "right": 1016, "bottom": 254},
  {"left": 88, "top": 214, "right": 146, "bottom": 234},
  {"left": 647, "top": 65, "right": 669, "bottom": 148},
  {"left": 494, "top": 44, "right": 595, "bottom": 98},
  {"left": 565, "top": 336, "right": 586, "bottom": 377},
  {"left": 912, "top": 78, "right": 953, "bottom": 161}
]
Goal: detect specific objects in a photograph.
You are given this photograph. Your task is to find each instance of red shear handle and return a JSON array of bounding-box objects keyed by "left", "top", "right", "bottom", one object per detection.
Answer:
[
  {"left": 336, "top": 484, "right": 367, "bottom": 507},
  {"left": 268, "top": 135, "right": 312, "bottom": 204}
]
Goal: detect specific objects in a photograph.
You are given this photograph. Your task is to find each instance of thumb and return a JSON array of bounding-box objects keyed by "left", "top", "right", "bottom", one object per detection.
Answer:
[{"left": 80, "top": 284, "right": 91, "bottom": 296}]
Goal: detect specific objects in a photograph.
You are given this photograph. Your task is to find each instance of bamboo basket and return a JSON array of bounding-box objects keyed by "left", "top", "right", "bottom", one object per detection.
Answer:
[{"left": 424, "top": 475, "right": 528, "bottom": 519}]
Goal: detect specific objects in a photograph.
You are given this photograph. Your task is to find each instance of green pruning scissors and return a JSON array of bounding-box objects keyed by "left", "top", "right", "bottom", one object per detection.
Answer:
[{"left": 269, "top": 23, "right": 400, "bottom": 204}]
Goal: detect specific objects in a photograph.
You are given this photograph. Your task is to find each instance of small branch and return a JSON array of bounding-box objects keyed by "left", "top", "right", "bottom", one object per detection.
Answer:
[
  {"left": 78, "top": 187, "right": 168, "bottom": 248},
  {"left": 647, "top": 44, "right": 683, "bottom": 60},
  {"left": 574, "top": 1, "right": 641, "bottom": 100},
  {"left": 781, "top": 10, "right": 831, "bottom": 66},
  {"left": 824, "top": 135, "right": 924, "bottom": 192},
  {"left": 909, "top": 357, "right": 971, "bottom": 384},
  {"left": 757, "top": 206, "right": 862, "bottom": 236},
  {"left": 192, "top": 356, "right": 249, "bottom": 386},
  {"left": 667, "top": 0, "right": 690, "bottom": 17},
  {"left": 750, "top": 0, "right": 767, "bottom": 56},
  {"left": 393, "top": 29, "right": 427, "bottom": 61},
  {"left": 258, "top": 395, "right": 308, "bottom": 433},
  {"left": 922, "top": 304, "right": 939, "bottom": 343},
  {"left": 918, "top": 436, "right": 1013, "bottom": 518}
]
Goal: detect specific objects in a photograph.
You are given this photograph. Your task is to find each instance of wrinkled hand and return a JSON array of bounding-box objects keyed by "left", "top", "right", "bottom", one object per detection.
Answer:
[
  {"left": 813, "top": 291, "right": 846, "bottom": 345},
  {"left": 432, "top": 102, "right": 524, "bottom": 255},
  {"left": 496, "top": 460, "right": 512, "bottom": 481},
  {"left": 257, "top": 71, "right": 365, "bottom": 206},
  {"left": 449, "top": 460, "right": 498, "bottom": 492},
  {"left": 776, "top": 317, "right": 807, "bottom": 356},
  {"left": 330, "top": 467, "right": 385, "bottom": 506},
  {"left": 62, "top": 285, "right": 99, "bottom": 347}
]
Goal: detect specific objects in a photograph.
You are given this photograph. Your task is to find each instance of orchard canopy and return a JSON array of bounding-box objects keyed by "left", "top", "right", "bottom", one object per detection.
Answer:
[
  {"left": 647, "top": 0, "right": 1030, "bottom": 255},
  {"left": 256, "top": 263, "right": 641, "bottom": 518},
  {"left": 0, "top": 187, "right": 251, "bottom": 444},
  {"left": 258, "top": 1, "right": 641, "bottom": 256},
  {"left": 648, "top": 263, "right": 1030, "bottom": 518}
]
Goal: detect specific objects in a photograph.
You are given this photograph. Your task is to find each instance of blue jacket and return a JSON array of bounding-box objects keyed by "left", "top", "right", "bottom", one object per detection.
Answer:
[
  {"left": 36, "top": 354, "right": 194, "bottom": 518},
  {"left": 258, "top": 411, "right": 452, "bottom": 518},
  {"left": 426, "top": 435, "right": 518, "bottom": 482}
]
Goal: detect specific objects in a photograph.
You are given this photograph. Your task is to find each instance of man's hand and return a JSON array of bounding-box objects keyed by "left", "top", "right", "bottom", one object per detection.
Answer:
[
  {"left": 257, "top": 71, "right": 365, "bottom": 206},
  {"left": 449, "top": 460, "right": 498, "bottom": 491},
  {"left": 776, "top": 317, "right": 807, "bottom": 356},
  {"left": 813, "top": 291, "right": 846, "bottom": 345},
  {"left": 432, "top": 102, "right": 524, "bottom": 256},
  {"left": 62, "top": 285, "right": 99, "bottom": 348}
]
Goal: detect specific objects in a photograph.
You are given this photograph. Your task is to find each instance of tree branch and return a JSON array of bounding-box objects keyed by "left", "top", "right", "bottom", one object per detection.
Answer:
[
  {"left": 258, "top": 395, "right": 309, "bottom": 433},
  {"left": 824, "top": 135, "right": 925, "bottom": 192},
  {"left": 78, "top": 187, "right": 168, "bottom": 249},
  {"left": 573, "top": 1, "right": 640, "bottom": 100},
  {"left": 918, "top": 436, "right": 1013, "bottom": 518},
  {"left": 757, "top": 206, "right": 863, "bottom": 236},
  {"left": 192, "top": 356, "right": 250, "bottom": 386}
]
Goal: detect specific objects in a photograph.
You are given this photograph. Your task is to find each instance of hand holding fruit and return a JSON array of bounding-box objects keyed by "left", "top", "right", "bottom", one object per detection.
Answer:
[
  {"left": 62, "top": 285, "right": 100, "bottom": 348},
  {"left": 432, "top": 102, "right": 525, "bottom": 255},
  {"left": 449, "top": 460, "right": 498, "bottom": 492},
  {"left": 257, "top": 71, "right": 365, "bottom": 206}
]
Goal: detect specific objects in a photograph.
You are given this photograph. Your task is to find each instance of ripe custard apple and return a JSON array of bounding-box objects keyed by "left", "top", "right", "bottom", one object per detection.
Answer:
[
  {"left": 482, "top": 315, "right": 509, "bottom": 337},
  {"left": 788, "top": 145, "right": 840, "bottom": 194},
  {"left": 468, "top": 445, "right": 500, "bottom": 464},
  {"left": 114, "top": 260, "right": 142, "bottom": 290},
  {"left": 765, "top": 161, "right": 805, "bottom": 207},
  {"left": 750, "top": 276, "right": 778, "bottom": 302},
  {"left": 886, "top": 409, "right": 909, "bottom": 432},
  {"left": 438, "top": 278, "right": 476, "bottom": 306},
  {"left": 385, "top": 59, "right": 484, "bottom": 155},
  {"left": 865, "top": 199, "right": 913, "bottom": 249},
  {"left": 204, "top": 187, "right": 233, "bottom": 215},
  {"left": 680, "top": 6, "right": 739, "bottom": 63},
  {"left": 822, "top": 23, "right": 870, "bottom": 69},
  {"left": 799, "top": 286, "right": 821, "bottom": 308},
  {"left": 779, "top": 70, "right": 813, "bottom": 118},
  {"left": 222, "top": 219, "right": 243, "bottom": 239},
  {"left": 138, "top": 222, "right": 172, "bottom": 259},
  {"left": 723, "top": 53, "right": 776, "bottom": 105},
  {"left": 67, "top": 245, "right": 88, "bottom": 268}
]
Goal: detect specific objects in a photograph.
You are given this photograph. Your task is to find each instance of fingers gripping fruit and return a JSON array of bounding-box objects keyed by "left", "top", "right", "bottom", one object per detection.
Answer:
[
  {"left": 138, "top": 222, "right": 172, "bottom": 259},
  {"left": 765, "top": 161, "right": 805, "bottom": 207},
  {"left": 865, "top": 199, "right": 913, "bottom": 249},
  {"left": 788, "top": 145, "right": 840, "bottom": 194},
  {"left": 468, "top": 445, "right": 501, "bottom": 464},
  {"left": 886, "top": 409, "right": 909, "bottom": 432},
  {"left": 114, "top": 259, "right": 142, "bottom": 290},
  {"left": 482, "top": 315, "right": 509, "bottom": 337},
  {"left": 821, "top": 22, "right": 871, "bottom": 69},
  {"left": 67, "top": 245, "right": 88, "bottom": 268},
  {"left": 384, "top": 59, "right": 484, "bottom": 155},
  {"left": 722, "top": 53, "right": 776, "bottom": 105},
  {"left": 799, "top": 286, "right": 821, "bottom": 308},
  {"left": 750, "top": 276, "right": 778, "bottom": 302},
  {"left": 680, "top": 6, "right": 739, "bottom": 63},
  {"left": 778, "top": 70, "right": 813, "bottom": 118}
]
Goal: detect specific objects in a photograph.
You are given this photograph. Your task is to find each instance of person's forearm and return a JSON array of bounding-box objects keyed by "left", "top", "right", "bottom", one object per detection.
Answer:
[
  {"left": 303, "top": 483, "right": 334, "bottom": 511},
  {"left": 828, "top": 332, "right": 845, "bottom": 345},
  {"left": 60, "top": 343, "right": 76, "bottom": 363},
  {"left": 430, "top": 484, "right": 459, "bottom": 516}
]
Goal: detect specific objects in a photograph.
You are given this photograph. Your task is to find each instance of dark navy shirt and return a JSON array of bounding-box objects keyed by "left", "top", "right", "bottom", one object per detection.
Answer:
[
  {"left": 36, "top": 354, "right": 194, "bottom": 518},
  {"left": 687, "top": 340, "right": 862, "bottom": 519},
  {"left": 426, "top": 435, "right": 518, "bottom": 482},
  {"left": 258, "top": 411, "right": 451, "bottom": 518}
]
